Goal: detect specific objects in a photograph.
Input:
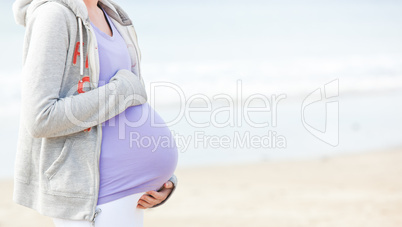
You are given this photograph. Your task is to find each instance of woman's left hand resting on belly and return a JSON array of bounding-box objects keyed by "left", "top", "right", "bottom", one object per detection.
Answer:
[{"left": 137, "top": 180, "right": 175, "bottom": 209}]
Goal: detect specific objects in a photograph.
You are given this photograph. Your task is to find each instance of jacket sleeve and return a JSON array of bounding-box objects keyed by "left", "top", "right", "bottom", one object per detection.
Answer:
[
  {"left": 21, "top": 4, "right": 147, "bottom": 138},
  {"left": 151, "top": 174, "right": 178, "bottom": 208}
]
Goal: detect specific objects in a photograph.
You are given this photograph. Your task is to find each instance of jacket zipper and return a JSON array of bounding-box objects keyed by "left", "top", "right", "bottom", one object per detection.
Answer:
[
  {"left": 85, "top": 22, "right": 103, "bottom": 226},
  {"left": 91, "top": 124, "right": 102, "bottom": 227},
  {"left": 91, "top": 206, "right": 102, "bottom": 227}
]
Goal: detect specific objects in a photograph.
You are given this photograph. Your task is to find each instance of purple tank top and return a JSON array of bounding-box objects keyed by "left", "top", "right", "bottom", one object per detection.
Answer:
[{"left": 91, "top": 8, "right": 178, "bottom": 205}]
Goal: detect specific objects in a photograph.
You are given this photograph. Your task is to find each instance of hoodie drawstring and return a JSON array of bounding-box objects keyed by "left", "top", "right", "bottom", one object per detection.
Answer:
[
  {"left": 77, "top": 17, "right": 92, "bottom": 132},
  {"left": 77, "top": 17, "right": 84, "bottom": 77}
]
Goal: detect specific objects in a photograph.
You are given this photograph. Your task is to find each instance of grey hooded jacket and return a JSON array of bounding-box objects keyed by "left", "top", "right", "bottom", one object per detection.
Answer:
[{"left": 12, "top": 0, "right": 178, "bottom": 223}]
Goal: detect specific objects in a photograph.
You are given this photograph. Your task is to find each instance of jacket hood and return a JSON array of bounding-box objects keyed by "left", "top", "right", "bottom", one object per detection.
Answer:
[
  {"left": 12, "top": 0, "right": 126, "bottom": 27},
  {"left": 12, "top": 0, "right": 133, "bottom": 83},
  {"left": 13, "top": 0, "right": 87, "bottom": 27}
]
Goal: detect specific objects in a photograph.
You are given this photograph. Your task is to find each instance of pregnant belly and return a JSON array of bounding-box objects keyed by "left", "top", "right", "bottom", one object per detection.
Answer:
[{"left": 98, "top": 102, "right": 178, "bottom": 199}]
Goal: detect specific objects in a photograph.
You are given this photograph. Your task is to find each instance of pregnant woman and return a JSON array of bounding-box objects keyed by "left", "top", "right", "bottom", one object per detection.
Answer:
[{"left": 12, "top": 0, "right": 178, "bottom": 226}]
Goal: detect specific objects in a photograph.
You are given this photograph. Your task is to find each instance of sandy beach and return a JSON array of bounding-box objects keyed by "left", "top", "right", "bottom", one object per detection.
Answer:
[{"left": 1, "top": 149, "right": 402, "bottom": 227}]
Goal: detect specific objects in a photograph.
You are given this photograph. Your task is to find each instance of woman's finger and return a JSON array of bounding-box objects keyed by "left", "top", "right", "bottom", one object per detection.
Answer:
[
  {"left": 137, "top": 199, "right": 152, "bottom": 208},
  {"left": 141, "top": 194, "right": 159, "bottom": 204},
  {"left": 146, "top": 190, "right": 164, "bottom": 200},
  {"left": 164, "top": 181, "right": 174, "bottom": 189}
]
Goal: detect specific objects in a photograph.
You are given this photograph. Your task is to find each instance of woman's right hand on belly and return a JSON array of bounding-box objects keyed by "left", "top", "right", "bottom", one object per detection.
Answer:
[{"left": 109, "top": 69, "right": 147, "bottom": 107}]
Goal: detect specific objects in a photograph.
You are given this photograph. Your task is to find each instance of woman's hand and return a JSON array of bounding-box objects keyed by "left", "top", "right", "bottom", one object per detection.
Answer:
[{"left": 137, "top": 181, "right": 174, "bottom": 209}]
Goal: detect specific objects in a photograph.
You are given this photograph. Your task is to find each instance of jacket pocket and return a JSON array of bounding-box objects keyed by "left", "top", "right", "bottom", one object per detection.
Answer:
[
  {"left": 44, "top": 139, "right": 74, "bottom": 181},
  {"left": 44, "top": 137, "right": 94, "bottom": 197}
]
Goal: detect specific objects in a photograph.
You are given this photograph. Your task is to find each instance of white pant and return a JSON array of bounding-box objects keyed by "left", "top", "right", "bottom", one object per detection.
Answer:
[{"left": 52, "top": 192, "right": 147, "bottom": 227}]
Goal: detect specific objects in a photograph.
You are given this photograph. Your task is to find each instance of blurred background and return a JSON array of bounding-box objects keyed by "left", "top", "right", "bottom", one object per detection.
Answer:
[{"left": 1, "top": 0, "right": 401, "bottom": 226}]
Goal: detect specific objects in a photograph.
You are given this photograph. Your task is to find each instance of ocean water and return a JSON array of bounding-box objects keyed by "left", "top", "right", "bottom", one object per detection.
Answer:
[{"left": 1, "top": 0, "right": 402, "bottom": 178}]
